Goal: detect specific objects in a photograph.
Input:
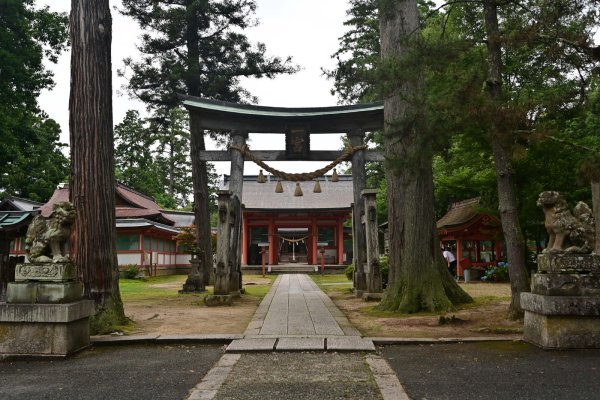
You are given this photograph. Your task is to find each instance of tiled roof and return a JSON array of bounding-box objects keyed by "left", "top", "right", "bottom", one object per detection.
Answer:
[
  {"left": 436, "top": 198, "right": 481, "bottom": 229},
  {"left": 162, "top": 211, "right": 195, "bottom": 227},
  {"left": 0, "top": 196, "right": 43, "bottom": 212},
  {"left": 220, "top": 174, "right": 354, "bottom": 211},
  {"left": 116, "top": 218, "right": 180, "bottom": 234},
  {"left": 41, "top": 183, "right": 175, "bottom": 225}
]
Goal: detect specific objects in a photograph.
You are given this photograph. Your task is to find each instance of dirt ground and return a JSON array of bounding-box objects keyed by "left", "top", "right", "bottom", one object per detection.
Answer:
[
  {"left": 327, "top": 282, "right": 523, "bottom": 339},
  {"left": 121, "top": 276, "right": 522, "bottom": 339},
  {"left": 122, "top": 276, "right": 271, "bottom": 335}
]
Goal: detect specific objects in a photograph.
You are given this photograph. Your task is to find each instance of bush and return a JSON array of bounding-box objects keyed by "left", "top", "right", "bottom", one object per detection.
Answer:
[
  {"left": 379, "top": 255, "right": 389, "bottom": 288},
  {"left": 481, "top": 261, "right": 509, "bottom": 282},
  {"left": 344, "top": 256, "right": 389, "bottom": 288},
  {"left": 123, "top": 264, "right": 140, "bottom": 279},
  {"left": 345, "top": 263, "right": 354, "bottom": 281}
]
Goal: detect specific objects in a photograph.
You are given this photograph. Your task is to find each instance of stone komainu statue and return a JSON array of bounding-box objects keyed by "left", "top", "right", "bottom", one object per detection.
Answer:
[
  {"left": 25, "top": 201, "right": 76, "bottom": 263},
  {"left": 537, "top": 191, "right": 595, "bottom": 254}
]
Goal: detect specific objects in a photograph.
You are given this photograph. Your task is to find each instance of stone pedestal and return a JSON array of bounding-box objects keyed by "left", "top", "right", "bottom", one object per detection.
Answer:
[
  {"left": 522, "top": 254, "right": 600, "bottom": 349},
  {"left": 0, "top": 262, "right": 94, "bottom": 358},
  {"left": 179, "top": 259, "right": 205, "bottom": 294}
]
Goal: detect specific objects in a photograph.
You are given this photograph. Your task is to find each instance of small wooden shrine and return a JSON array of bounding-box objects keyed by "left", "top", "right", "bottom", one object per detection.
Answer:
[{"left": 437, "top": 198, "right": 504, "bottom": 279}]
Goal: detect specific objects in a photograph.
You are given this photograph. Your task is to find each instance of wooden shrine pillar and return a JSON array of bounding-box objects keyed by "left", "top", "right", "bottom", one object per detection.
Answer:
[
  {"left": 242, "top": 213, "right": 249, "bottom": 265},
  {"left": 456, "top": 238, "right": 464, "bottom": 279},
  {"left": 228, "top": 131, "right": 247, "bottom": 294},
  {"left": 362, "top": 190, "right": 382, "bottom": 297},
  {"left": 337, "top": 217, "right": 344, "bottom": 265},
  {"left": 348, "top": 130, "right": 367, "bottom": 294},
  {"left": 268, "top": 218, "right": 276, "bottom": 265},
  {"left": 311, "top": 218, "right": 318, "bottom": 265}
]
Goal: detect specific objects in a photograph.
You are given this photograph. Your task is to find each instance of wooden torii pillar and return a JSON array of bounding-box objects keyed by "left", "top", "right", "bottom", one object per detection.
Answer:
[
  {"left": 348, "top": 130, "right": 367, "bottom": 295},
  {"left": 362, "top": 189, "right": 382, "bottom": 299},
  {"left": 205, "top": 131, "right": 246, "bottom": 305}
]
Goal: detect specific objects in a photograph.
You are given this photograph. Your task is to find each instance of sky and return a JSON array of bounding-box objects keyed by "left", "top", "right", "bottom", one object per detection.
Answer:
[{"left": 38, "top": 0, "right": 354, "bottom": 177}]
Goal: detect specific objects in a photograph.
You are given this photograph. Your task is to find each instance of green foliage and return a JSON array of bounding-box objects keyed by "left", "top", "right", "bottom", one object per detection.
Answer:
[
  {"left": 119, "top": 0, "right": 298, "bottom": 107},
  {"left": 379, "top": 255, "right": 389, "bottom": 288},
  {"left": 123, "top": 265, "right": 141, "bottom": 279},
  {"left": 345, "top": 263, "right": 354, "bottom": 281},
  {"left": 481, "top": 262, "right": 510, "bottom": 283},
  {"left": 0, "top": 1, "right": 69, "bottom": 201},
  {"left": 114, "top": 108, "right": 219, "bottom": 207}
]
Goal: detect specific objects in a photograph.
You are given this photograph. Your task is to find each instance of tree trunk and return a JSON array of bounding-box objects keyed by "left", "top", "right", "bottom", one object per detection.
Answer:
[
  {"left": 482, "top": 0, "right": 530, "bottom": 320},
  {"left": 377, "top": 0, "right": 472, "bottom": 313},
  {"left": 69, "top": 0, "right": 125, "bottom": 329},
  {"left": 185, "top": 0, "right": 213, "bottom": 286},
  {"left": 592, "top": 181, "right": 600, "bottom": 254},
  {"left": 189, "top": 119, "right": 213, "bottom": 286}
]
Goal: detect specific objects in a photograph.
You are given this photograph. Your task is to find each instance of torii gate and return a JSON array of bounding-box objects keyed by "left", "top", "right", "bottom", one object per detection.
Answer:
[{"left": 183, "top": 97, "right": 384, "bottom": 303}]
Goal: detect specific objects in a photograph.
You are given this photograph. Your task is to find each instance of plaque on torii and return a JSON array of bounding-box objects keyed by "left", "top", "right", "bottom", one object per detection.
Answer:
[{"left": 183, "top": 96, "right": 385, "bottom": 303}]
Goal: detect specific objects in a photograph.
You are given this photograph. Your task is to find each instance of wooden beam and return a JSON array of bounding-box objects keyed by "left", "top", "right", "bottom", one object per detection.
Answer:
[{"left": 198, "top": 150, "right": 385, "bottom": 162}]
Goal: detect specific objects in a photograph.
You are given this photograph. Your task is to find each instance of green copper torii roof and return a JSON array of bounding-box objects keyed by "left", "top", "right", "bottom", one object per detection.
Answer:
[{"left": 181, "top": 96, "right": 384, "bottom": 133}]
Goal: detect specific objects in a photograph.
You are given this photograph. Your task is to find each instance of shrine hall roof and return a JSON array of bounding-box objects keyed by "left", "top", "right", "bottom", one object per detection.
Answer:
[
  {"left": 436, "top": 198, "right": 482, "bottom": 229},
  {"left": 220, "top": 174, "right": 354, "bottom": 211}
]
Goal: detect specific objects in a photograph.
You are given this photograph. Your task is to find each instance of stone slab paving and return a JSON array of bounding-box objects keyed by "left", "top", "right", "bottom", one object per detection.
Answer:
[
  {"left": 227, "top": 274, "right": 372, "bottom": 353},
  {"left": 226, "top": 338, "right": 276, "bottom": 352},
  {"left": 212, "top": 352, "right": 383, "bottom": 400}
]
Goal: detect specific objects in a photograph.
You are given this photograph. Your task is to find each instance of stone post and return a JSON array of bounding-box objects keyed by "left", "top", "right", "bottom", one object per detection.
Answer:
[
  {"left": 348, "top": 130, "right": 367, "bottom": 295},
  {"left": 205, "top": 190, "right": 237, "bottom": 306},
  {"left": 228, "top": 132, "right": 246, "bottom": 295},
  {"left": 362, "top": 189, "right": 383, "bottom": 300}
]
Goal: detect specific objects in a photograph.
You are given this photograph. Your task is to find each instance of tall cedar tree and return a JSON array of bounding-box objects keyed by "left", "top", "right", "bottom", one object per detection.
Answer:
[
  {"left": 69, "top": 0, "right": 126, "bottom": 330},
  {"left": 120, "top": 0, "right": 297, "bottom": 280},
  {"left": 0, "top": 0, "right": 69, "bottom": 202},
  {"left": 332, "top": 0, "right": 600, "bottom": 317},
  {"left": 377, "top": 0, "right": 472, "bottom": 313}
]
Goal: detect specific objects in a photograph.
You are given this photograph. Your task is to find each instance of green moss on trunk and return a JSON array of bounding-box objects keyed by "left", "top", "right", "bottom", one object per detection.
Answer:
[{"left": 89, "top": 296, "right": 129, "bottom": 335}]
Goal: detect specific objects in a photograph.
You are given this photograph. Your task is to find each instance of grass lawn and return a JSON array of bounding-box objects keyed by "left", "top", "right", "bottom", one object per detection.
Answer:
[
  {"left": 310, "top": 273, "right": 353, "bottom": 293},
  {"left": 323, "top": 280, "right": 521, "bottom": 338},
  {"left": 115, "top": 274, "right": 277, "bottom": 336}
]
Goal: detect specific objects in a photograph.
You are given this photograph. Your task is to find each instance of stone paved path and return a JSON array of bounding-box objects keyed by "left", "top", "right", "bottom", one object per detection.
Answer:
[{"left": 226, "top": 274, "right": 374, "bottom": 352}]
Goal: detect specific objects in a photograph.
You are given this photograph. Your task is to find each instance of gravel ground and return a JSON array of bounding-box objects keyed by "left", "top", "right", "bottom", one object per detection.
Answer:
[
  {"left": 381, "top": 341, "right": 600, "bottom": 400},
  {"left": 214, "top": 352, "right": 382, "bottom": 400},
  {"left": 0, "top": 344, "right": 223, "bottom": 400}
]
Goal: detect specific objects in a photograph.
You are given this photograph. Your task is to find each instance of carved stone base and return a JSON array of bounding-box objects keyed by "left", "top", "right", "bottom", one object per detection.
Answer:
[
  {"left": 0, "top": 301, "right": 95, "bottom": 358},
  {"left": 537, "top": 253, "right": 600, "bottom": 274},
  {"left": 7, "top": 282, "right": 83, "bottom": 304},
  {"left": 362, "top": 292, "right": 383, "bottom": 302},
  {"left": 531, "top": 273, "right": 600, "bottom": 297},
  {"left": 523, "top": 311, "right": 600, "bottom": 349},
  {"left": 15, "top": 262, "right": 76, "bottom": 282},
  {"left": 204, "top": 295, "right": 233, "bottom": 307},
  {"left": 178, "top": 274, "right": 205, "bottom": 294},
  {"left": 521, "top": 292, "right": 600, "bottom": 349}
]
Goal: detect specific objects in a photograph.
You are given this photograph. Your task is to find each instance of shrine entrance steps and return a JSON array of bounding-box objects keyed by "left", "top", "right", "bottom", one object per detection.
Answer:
[{"left": 227, "top": 274, "right": 374, "bottom": 352}]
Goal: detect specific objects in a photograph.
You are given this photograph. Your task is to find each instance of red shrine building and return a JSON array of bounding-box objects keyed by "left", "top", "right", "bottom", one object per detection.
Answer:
[
  {"left": 221, "top": 174, "right": 354, "bottom": 267},
  {"left": 437, "top": 198, "right": 504, "bottom": 279}
]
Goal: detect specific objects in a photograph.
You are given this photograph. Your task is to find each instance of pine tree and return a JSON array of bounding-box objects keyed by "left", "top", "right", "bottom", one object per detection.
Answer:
[{"left": 120, "top": 0, "right": 298, "bottom": 282}]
